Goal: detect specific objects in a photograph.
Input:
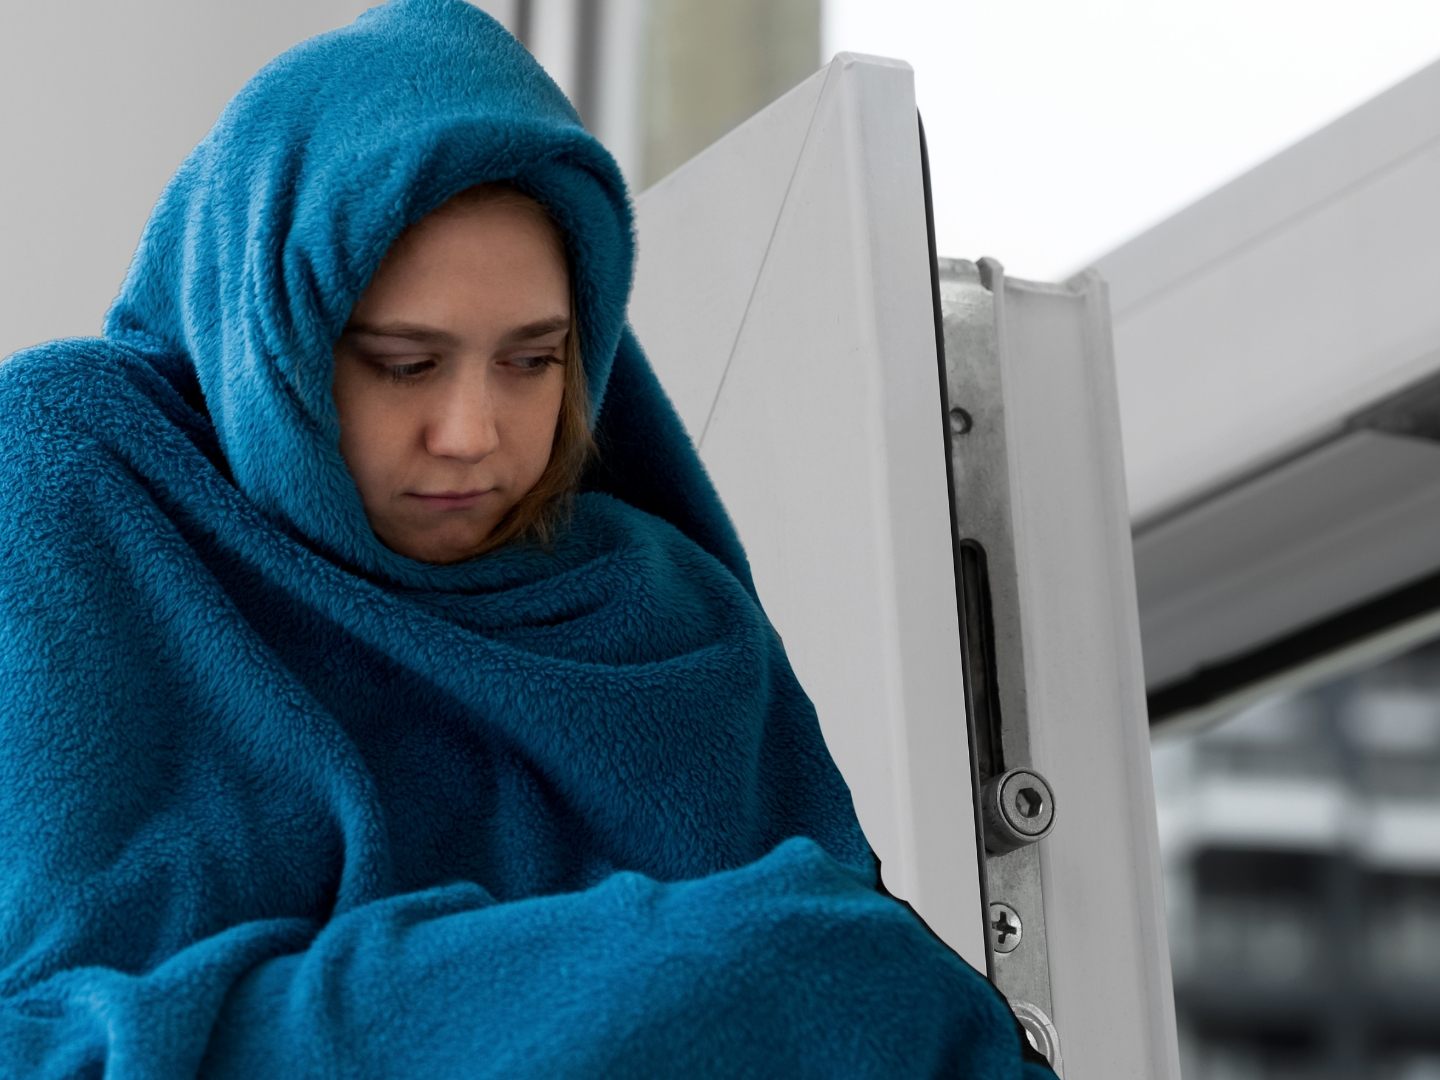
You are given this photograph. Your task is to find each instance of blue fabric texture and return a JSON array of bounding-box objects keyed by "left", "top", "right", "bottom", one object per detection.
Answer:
[{"left": 0, "top": 1, "right": 1053, "bottom": 1076}]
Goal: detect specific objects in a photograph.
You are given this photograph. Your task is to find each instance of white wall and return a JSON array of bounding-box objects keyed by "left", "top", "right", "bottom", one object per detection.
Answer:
[{"left": 0, "top": 2, "right": 520, "bottom": 362}]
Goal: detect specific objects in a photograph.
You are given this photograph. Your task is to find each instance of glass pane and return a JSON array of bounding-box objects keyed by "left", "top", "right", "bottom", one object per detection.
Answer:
[{"left": 1154, "top": 638, "right": 1440, "bottom": 1079}]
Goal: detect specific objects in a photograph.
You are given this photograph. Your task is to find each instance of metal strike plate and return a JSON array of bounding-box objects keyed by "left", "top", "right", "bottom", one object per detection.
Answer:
[{"left": 937, "top": 257, "right": 1059, "bottom": 1060}]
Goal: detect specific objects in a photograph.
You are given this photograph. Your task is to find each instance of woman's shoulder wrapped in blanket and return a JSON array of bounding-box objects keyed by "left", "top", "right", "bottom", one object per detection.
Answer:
[{"left": 0, "top": 1, "right": 1056, "bottom": 1075}]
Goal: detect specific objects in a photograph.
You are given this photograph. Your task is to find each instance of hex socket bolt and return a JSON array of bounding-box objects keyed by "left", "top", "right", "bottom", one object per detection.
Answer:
[{"left": 980, "top": 767, "right": 1056, "bottom": 855}]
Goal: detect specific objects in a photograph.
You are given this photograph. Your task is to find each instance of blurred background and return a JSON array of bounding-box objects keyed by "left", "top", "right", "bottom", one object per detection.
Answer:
[{"left": 3, "top": 3, "right": 1440, "bottom": 1076}]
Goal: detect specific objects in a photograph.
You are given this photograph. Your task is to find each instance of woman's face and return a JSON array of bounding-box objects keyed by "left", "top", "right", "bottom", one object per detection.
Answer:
[{"left": 332, "top": 195, "right": 570, "bottom": 565}]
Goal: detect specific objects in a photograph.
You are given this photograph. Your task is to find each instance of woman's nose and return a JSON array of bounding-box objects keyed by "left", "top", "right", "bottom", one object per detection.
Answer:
[{"left": 423, "top": 367, "right": 501, "bottom": 462}]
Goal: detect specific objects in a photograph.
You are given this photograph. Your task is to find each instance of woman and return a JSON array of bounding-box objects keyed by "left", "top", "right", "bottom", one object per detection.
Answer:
[{"left": 0, "top": 1, "right": 1054, "bottom": 1075}]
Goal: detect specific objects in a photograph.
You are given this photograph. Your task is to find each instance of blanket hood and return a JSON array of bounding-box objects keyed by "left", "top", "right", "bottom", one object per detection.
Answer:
[{"left": 102, "top": 0, "right": 668, "bottom": 587}]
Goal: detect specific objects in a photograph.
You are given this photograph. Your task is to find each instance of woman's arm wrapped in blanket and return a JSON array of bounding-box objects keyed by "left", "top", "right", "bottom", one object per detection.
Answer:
[{"left": 3, "top": 837, "right": 1039, "bottom": 1078}]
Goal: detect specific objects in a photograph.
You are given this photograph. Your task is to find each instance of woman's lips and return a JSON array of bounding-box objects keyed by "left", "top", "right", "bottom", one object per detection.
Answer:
[{"left": 409, "top": 489, "right": 493, "bottom": 509}]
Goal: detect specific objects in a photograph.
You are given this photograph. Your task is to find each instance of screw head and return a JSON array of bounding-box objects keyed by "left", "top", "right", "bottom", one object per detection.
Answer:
[
  {"left": 988, "top": 901, "right": 1022, "bottom": 954},
  {"left": 981, "top": 767, "right": 1057, "bottom": 855},
  {"left": 998, "top": 769, "right": 1055, "bottom": 838},
  {"left": 1015, "top": 786, "right": 1044, "bottom": 819}
]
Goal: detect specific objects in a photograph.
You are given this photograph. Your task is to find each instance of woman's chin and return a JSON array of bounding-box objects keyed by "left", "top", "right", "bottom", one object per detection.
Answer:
[{"left": 375, "top": 523, "right": 496, "bottom": 565}]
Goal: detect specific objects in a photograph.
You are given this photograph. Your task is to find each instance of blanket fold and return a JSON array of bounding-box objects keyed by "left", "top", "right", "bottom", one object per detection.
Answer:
[{"left": 0, "top": 1, "right": 1052, "bottom": 1075}]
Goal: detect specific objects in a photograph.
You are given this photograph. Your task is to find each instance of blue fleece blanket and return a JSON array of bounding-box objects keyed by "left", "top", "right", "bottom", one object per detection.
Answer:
[{"left": 0, "top": 1, "right": 1052, "bottom": 1075}]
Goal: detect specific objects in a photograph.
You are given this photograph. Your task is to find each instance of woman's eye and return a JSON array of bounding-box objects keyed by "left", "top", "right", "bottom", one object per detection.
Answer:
[
  {"left": 372, "top": 358, "right": 435, "bottom": 383},
  {"left": 505, "top": 354, "right": 560, "bottom": 375}
]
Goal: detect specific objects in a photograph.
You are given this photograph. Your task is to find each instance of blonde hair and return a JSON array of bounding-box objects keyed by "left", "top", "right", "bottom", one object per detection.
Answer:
[{"left": 429, "top": 182, "right": 598, "bottom": 556}]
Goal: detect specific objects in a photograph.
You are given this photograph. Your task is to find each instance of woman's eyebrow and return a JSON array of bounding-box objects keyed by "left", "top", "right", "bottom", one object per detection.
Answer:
[
  {"left": 339, "top": 317, "right": 569, "bottom": 346},
  {"left": 498, "top": 316, "right": 570, "bottom": 345},
  {"left": 340, "top": 321, "right": 460, "bottom": 345}
]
